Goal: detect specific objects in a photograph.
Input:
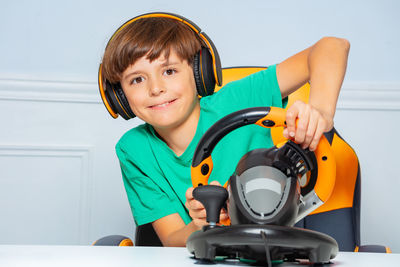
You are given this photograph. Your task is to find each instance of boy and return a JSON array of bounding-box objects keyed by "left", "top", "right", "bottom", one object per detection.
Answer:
[{"left": 100, "top": 14, "right": 350, "bottom": 247}]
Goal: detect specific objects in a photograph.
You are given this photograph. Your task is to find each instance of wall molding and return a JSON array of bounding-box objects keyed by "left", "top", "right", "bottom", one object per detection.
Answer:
[
  {"left": 0, "top": 78, "right": 400, "bottom": 110},
  {"left": 0, "top": 78, "right": 99, "bottom": 103},
  {"left": 338, "top": 82, "right": 400, "bottom": 111},
  {"left": 0, "top": 144, "right": 94, "bottom": 245}
]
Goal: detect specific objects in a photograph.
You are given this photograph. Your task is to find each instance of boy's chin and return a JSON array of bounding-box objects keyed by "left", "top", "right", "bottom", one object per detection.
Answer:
[
  {"left": 150, "top": 115, "right": 193, "bottom": 131},
  {"left": 151, "top": 120, "right": 181, "bottom": 130}
]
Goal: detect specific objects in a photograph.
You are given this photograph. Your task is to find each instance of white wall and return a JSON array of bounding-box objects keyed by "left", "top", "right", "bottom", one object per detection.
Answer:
[{"left": 0, "top": 0, "right": 399, "bottom": 251}]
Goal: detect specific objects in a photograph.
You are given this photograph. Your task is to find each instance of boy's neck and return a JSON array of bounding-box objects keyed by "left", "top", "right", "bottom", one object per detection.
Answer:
[{"left": 153, "top": 102, "right": 201, "bottom": 157}]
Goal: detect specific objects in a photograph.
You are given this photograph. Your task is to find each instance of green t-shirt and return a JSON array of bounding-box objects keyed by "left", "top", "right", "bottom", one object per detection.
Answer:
[{"left": 116, "top": 65, "right": 286, "bottom": 226}]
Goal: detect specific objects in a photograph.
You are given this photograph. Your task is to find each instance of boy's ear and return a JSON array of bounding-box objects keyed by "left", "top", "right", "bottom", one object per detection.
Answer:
[{"left": 193, "top": 47, "right": 217, "bottom": 97}]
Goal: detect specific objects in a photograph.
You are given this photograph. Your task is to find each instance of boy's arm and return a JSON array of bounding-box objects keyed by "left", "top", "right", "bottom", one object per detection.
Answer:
[
  {"left": 152, "top": 213, "right": 198, "bottom": 247},
  {"left": 276, "top": 36, "right": 350, "bottom": 150}
]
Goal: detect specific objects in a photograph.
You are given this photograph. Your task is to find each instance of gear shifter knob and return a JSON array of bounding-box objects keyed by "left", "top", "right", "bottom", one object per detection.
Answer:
[{"left": 192, "top": 185, "right": 228, "bottom": 226}]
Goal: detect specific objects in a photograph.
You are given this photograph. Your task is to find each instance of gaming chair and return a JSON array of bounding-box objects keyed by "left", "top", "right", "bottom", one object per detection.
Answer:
[{"left": 94, "top": 67, "right": 390, "bottom": 253}]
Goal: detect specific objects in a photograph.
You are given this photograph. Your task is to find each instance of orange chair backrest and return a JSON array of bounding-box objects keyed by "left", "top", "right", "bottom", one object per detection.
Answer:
[{"left": 218, "top": 67, "right": 359, "bottom": 215}]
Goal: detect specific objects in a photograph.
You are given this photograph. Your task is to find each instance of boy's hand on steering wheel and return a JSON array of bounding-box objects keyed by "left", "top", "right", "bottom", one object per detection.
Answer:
[{"left": 282, "top": 100, "right": 333, "bottom": 151}]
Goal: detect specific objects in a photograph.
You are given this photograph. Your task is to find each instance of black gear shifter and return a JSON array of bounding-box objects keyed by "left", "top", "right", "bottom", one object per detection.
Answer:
[{"left": 192, "top": 185, "right": 228, "bottom": 227}]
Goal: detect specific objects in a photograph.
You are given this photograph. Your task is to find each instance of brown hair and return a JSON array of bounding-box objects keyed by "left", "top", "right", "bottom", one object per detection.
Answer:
[{"left": 101, "top": 17, "right": 203, "bottom": 83}]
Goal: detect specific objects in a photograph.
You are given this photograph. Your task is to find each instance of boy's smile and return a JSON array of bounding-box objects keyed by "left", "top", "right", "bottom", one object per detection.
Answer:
[
  {"left": 148, "top": 99, "right": 177, "bottom": 110},
  {"left": 120, "top": 50, "right": 200, "bottom": 133}
]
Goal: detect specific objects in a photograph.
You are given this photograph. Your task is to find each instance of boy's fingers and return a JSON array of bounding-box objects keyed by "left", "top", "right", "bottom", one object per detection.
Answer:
[
  {"left": 283, "top": 128, "right": 289, "bottom": 139},
  {"left": 192, "top": 200, "right": 205, "bottom": 210},
  {"left": 209, "top": 180, "right": 221, "bottom": 186},
  {"left": 309, "top": 119, "right": 326, "bottom": 151},
  {"left": 190, "top": 208, "right": 207, "bottom": 219},
  {"left": 185, "top": 187, "right": 203, "bottom": 210},
  {"left": 285, "top": 107, "right": 299, "bottom": 139},
  {"left": 187, "top": 199, "right": 204, "bottom": 210},
  {"left": 302, "top": 110, "right": 318, "bottom": 149},
  {"left": 294, "top": 106, "right": 310, "bottom": 144},
  {"left": 193, "top": 218, "right": 208, "bottom": 228},
  {"left": 185, "top": 187, "right": 194, "bottom": 200}
]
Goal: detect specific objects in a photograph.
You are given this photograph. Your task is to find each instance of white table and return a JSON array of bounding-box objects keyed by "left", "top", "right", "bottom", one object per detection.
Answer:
[{"left": 0, "top": 245, "right": 399, "bottom": 267}]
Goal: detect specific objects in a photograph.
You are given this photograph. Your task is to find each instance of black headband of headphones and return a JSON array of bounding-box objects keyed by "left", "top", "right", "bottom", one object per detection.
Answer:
[{"left": 98, "top": 12, "right": 223, "bottom": 120}]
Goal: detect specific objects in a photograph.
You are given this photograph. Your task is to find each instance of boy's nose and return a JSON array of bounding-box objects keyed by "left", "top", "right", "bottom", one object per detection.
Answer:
[{"left": 149, "top": 79, "right": 165, "bottom": 96}]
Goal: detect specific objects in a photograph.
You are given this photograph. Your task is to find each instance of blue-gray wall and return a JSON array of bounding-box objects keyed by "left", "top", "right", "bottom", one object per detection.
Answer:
[{"left": 1, "top": 0, "right": 399, "bottom": 252}]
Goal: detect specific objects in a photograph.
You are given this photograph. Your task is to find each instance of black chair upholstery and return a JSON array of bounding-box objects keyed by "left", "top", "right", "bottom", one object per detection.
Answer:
[{"left": 135, "top": 223, "right": 163, "bottom": 246}]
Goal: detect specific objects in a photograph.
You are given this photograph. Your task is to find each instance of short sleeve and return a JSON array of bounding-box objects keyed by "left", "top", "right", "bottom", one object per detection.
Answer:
[
  {"left": 203, "top": 64, "right": 287, "bottom": 111},
  {"left": 116, "top": 144, "right": 179, "bottom": 226}
]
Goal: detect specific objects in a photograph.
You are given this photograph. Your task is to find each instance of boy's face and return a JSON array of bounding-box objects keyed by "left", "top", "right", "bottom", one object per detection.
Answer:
[{"left": 120, "top": 50, "right": 199, "bottom": 130}]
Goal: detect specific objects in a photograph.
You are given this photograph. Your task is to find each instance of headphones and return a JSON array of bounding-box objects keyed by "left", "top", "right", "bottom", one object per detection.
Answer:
[{"left": 98, "top": 12, "right": 223, "bottom": 120}]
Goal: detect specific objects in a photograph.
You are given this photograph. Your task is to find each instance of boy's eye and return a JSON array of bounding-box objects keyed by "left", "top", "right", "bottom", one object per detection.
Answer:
[
  {"left": 164, "top": 69, "right": 176, "bottom": 76},
  {"left": 131, "top": 76, "right": 144, "bottom": 85}
]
